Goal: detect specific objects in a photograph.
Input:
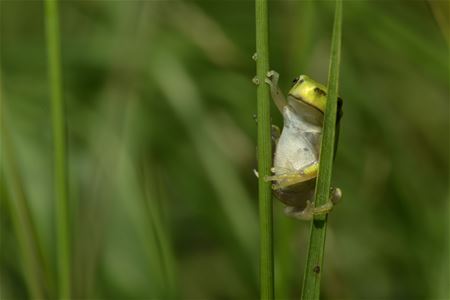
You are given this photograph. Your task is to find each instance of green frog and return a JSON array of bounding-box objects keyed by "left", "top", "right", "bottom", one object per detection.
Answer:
[{"left": 264, "top": 70, "right": 343, "bottom": 220}]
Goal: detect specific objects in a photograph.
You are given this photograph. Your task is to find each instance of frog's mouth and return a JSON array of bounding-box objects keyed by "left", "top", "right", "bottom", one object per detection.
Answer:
[
  {"left": 288, "top": 94, "right": 324, "bottom": 115},
  {"left": 287, "top": 94, "right": 324, "bottom": 126}
]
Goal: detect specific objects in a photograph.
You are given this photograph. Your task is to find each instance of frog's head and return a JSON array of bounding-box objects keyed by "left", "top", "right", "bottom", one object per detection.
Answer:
[{"left": 288, "top": 75, "right": 327, "bottom": 113}]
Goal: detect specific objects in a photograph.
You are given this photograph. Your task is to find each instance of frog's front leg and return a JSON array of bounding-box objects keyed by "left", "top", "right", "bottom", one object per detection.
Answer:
[
  {"left": 265, "top": 70, "right": 287, "bottom": 113},
  {"left": 285, "top": 187, "right": 342, "bottom": 220}
]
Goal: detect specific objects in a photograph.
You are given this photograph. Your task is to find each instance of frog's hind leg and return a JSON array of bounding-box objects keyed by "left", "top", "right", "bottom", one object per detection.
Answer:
[
  {"left": 286, "top": 188, "right": 343, "bottom": 220},
  {"left": 285, "top": 200, "right": 333, "bottom": 221},
  {"left": 265, "top": 70, "right": 287, "bottom": 113}
]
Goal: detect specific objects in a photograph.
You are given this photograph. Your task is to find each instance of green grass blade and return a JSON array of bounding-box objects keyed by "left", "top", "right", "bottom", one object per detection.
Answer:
[
  {"left": 143, "top": 164, "right": 178, "bottom": 299},
  {"left": 1, "top": 114, "right": 53, "bottom": 299},
  {"left": 301, "top": 1, "right": 342, "bottom": 299},
  {"left": 255, "top": 0, "right": 274, "bottom": 298},
  {"left": 44, "top": 0, "right": 71, "bottom": 297}
]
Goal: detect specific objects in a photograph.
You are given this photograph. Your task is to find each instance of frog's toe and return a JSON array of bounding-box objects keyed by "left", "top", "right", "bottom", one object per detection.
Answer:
[
  {"left": 265, "top": 70, "right": 280, "bottom": 86},
  {"left": 266, "top": 70, "right": 279, "bottom": 78},
  {"left": 330, "top": 187, "right": 342, "bottom": 204},
  {"left": 264, "top": 174, "right": 281, "bottom": 183}
]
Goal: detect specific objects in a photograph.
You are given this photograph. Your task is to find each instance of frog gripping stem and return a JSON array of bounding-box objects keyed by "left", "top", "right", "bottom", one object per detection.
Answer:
[{"left": 265, "top": 70, "right": 287, "bottom": 113}]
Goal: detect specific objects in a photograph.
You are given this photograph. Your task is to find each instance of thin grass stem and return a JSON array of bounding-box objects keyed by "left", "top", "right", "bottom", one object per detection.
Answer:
[
  {"left": 255, "top": 0, "right": 274, "bottom": 298},
  {"left": 143, "top": 164, "right": 178, "bottom": 299},
  {"left": 301, "top": 1, "right": 342, "bottom": 299},
  {"left": 44, "top": 0, "right": 71, "bottom": 298}
]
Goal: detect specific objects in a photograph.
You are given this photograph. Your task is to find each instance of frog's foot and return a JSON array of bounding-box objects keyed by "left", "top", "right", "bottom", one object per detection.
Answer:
[
  {"left": 285, "top": 200, "right": 333, "bottom": 221},
  {"left": 284, "top": 188, "right": 342, "bottom": 220},
  {"left": 330, "top": 187, "right": 342, "bottom": 205},
  {"left": 265, "top": 70, "right": 287, "bottom": 113},
  {"left": 265, "top": 70, "right": 279, "bottom": 86}
]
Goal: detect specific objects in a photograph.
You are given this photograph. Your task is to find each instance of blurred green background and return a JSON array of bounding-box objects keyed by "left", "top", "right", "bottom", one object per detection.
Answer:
[{"left": 1, "top": 0, "right": 449, "bottom": 299}]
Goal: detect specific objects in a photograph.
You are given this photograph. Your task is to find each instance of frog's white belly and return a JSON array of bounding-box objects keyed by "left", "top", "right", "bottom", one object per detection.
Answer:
[
  {"left": 274, "top": 127, "right": 317, "bottom": 174},
  {"left": 273, "top": 105, "right": 322, "bottom": 176}
]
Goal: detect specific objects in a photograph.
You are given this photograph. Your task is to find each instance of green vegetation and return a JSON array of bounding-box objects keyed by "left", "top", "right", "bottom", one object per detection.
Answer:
[
  {"left": 301, "top": 1, "right": 342, "bottom": 299},
  {"left": 0, "top": 1, "right": 448, "bottom": 299},
  {"left": 255, "top": 0, "right": 274, "bottom": 298},
  {"left": 44, "top": 0, "right": 71, "bottom": 297}
]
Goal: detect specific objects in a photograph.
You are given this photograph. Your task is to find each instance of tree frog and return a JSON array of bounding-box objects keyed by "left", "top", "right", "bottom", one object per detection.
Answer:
[{"left": 264, "top": 70, "right": 343, "bottom": 220}]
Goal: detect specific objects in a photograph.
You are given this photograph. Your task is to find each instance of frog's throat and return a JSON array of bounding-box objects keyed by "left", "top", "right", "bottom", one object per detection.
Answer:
[{"left": 287, "top": 94, "right": 324, "bottom": 114}]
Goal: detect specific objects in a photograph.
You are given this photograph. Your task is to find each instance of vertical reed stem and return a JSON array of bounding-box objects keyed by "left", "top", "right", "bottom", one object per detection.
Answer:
[
  {"left": 44, "top": 0, "right": 71, "bottom": 298},
  {"left": 301, "top": 1, "right": 343, "bottom": 299},
  {"left": 255, "top": 0, "right": 274, "bottom": 298}
]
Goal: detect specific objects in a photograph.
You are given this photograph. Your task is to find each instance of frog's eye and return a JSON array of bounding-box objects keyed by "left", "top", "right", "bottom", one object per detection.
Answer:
[{"left": 292, "top": 77, "right": 304, "bottom": 85}]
